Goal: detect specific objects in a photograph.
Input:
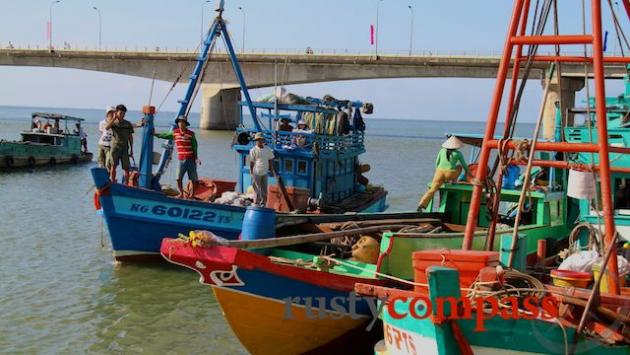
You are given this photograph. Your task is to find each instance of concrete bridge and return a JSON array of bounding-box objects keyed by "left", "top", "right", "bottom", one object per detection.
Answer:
[{"left": 0, "top": 48, "right": 626, "bottom": 129}]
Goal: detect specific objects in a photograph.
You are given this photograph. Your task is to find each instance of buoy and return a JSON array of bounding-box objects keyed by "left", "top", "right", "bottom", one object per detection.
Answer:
[
  {"left": 70, "top": 154, "right": 79, "bottom": 164},
  {"left": 351, "top": 235, "right": 380, "bottom": 264}
]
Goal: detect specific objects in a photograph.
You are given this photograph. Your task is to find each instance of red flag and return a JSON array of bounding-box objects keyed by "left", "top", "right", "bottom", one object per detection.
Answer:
[{"left": 370, "top": 25, "right": 375, "bottom": 45}]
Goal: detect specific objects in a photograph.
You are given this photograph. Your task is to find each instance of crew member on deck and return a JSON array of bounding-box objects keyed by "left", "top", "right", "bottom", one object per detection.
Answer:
[
  {"left": 278, "top": 117, "right": 293, "bottom": 132},
  {"left": 417, "top": 136, "right": 471, "bottom": 211},
  {"left": 154, "top": 116, "right": 200, "bottom": 198},
  {"left": 97, "top": 106, "right": 115, "bottom": 168},
  {"left": 249, "top": 133, "right": 275, "bottom": 206},
  {"left": 105, "top": 104, "right": 135, "bottom": 183}
]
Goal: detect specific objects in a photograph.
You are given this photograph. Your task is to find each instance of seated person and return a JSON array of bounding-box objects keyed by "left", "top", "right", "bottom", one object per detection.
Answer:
[
  {"left": 292, "top": 120, "right": 312, "bottom": 148},
  {"left": 278, "top": 117, "right": 293, "bottom": 132}
]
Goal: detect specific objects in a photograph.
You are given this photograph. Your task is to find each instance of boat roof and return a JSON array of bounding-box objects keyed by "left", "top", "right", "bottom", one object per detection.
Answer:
[{"left": 31, "top": 112, "right": 85, "bottom": 122}]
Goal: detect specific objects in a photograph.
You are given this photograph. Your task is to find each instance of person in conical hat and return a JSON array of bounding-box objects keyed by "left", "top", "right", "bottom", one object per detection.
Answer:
[{"left": 417, "top": 136, "right": 471, "bottom": 210}]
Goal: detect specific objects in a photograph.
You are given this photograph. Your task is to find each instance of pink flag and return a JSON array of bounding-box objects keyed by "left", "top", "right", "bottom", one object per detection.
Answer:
[
  {"left": 46, "top": 21, "right": 51, "bottom": 41},
  {"left": 370, "top": 25, "right": 375, "bottom": 45}
]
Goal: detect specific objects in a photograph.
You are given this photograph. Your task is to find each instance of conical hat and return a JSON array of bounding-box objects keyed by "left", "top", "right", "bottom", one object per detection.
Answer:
[{"left": 442, "top": 136, "right": 463, "bottom": 149}]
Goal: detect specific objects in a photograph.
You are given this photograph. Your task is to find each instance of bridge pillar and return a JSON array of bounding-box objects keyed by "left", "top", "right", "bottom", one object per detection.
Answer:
[
  {"left": 542, "top": 77, "right": 585, "bottom": 140},
  {"left": 199, "top": 84, "right": 241, "bottom": 130}
]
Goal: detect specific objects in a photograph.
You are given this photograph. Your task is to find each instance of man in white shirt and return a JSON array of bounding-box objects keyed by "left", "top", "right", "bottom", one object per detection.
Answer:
[
  {"left": 248, "top": 132, "right": 275, "bottom": 207},
  {"left": 97, "top": 106, "right": 115, "bottom": 168}
]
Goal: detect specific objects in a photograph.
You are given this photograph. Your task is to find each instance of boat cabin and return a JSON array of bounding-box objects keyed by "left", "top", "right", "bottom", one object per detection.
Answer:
[
  {"left": 22, "top": 113, "right": 84, "bottom": 149},
  {"left": 561, "top": 70, "right": 630, "bottom": 242},
  {"left": 231, "top": 96, "right": 374, "bottom": 208}
]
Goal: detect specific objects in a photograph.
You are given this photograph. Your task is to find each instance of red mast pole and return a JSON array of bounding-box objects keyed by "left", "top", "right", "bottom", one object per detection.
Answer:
[
  {"left": 591, "top": 0, "right": 620, "bottom": 295},
  {"left": 462, "top": 0, "right": 526, "bottom": 249},
  {"left": 486, "top": 0, "right": 531, "bottom": 251}
]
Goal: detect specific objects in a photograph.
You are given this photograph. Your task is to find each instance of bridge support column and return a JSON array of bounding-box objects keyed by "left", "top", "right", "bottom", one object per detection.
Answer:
[
  {"left": 199, "top": 84, "right": 241, "bottom": 130},
  {"left": 542, "top": 77, "right": 585, "bottom": 140}
]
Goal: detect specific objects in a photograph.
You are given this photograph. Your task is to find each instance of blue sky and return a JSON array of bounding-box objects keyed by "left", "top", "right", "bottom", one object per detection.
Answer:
[{"left": 0, "top": 0, "right": 627, "bottom": 121}]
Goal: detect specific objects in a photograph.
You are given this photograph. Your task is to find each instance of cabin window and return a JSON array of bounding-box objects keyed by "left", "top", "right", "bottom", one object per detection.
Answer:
[
  {"left": 614, "top": 178, "right": 630, "bottom": 210},
  {"left": 297, "top": 160, "right": 308, "bottom": 175},
  {"left": 283, "top": 158, "right": 294, "bottom": 173},
  {"left": 273, "top": 159, "right": 280, "bottom": 173}
]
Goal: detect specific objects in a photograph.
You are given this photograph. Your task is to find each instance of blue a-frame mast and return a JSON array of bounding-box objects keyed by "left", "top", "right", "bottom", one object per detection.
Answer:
[{"left": 139, "top": 0, "right": 261, "bottom": 189}]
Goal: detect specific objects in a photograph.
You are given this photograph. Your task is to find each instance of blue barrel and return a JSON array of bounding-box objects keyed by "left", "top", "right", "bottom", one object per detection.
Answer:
[
  {"left": 240, "top": 206, "right": 276, "bottom": 241},
  {"left": 502, "top": 164, "right": 521, "bottom": 190}
]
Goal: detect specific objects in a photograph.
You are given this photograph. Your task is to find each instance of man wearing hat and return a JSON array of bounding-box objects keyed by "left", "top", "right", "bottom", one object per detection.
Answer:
[
  {"left": 154, "top": 116, "right": 200, "bottom": 198},
  {"left": 417, "top": 136, "right": 471, "bottom": 210},
  {"left": 248, "top": 132, "right": 275, "bottom": 206},
  {"left": 97, "top": 106, "right": 116, "bottom": 168},
  {"left": 278, "top": 117, "right": 293, "bottom": 132}
]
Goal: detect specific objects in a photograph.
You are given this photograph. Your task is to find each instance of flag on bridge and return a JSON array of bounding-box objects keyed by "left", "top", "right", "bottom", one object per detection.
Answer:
[{"left": 370, "top": 25, "right": 375, "bottom": 45}]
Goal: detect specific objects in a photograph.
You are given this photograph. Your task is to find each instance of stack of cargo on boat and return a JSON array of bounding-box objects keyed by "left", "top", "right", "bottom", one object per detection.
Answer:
[{"left": 91, "top": 4, "right": 387, "bottom": 262}]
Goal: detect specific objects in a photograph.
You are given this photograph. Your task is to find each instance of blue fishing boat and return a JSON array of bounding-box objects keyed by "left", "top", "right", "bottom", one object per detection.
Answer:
[{"left": 92, "top": 4, "right": 387, "bottom": 261}]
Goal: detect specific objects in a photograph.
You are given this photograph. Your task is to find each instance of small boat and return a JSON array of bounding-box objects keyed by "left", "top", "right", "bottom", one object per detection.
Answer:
[
  {"left": 91, "top": 6, "right": 386, "bottom": 262},
  {"left": 0, "top": 112, "right": 92, "bottom": 169}
]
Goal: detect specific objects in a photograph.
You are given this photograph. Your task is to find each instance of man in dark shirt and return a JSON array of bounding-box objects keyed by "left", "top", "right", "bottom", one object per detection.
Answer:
[{"left": 105, "top": 104, "right": 135, "bottom": 183}]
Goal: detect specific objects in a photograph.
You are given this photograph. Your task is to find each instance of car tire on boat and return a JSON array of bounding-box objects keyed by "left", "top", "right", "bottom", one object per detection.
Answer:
[
  {"left": 49, "top": 157, "right": 56, "bottom": 166},
  {"left": 4, "top": 156, "right": 13, "bottom": 168},
  {"left": 27, "top": 157, "right": 36, "bottom": 167},
  {"left": 70, "top": 154, "right": 79, "bottom": 164}
]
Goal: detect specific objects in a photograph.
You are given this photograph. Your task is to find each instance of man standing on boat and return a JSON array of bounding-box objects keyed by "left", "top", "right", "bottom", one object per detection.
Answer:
[
  {"left": 154, "top": 116, "right": 200, "bottom": 198},
  {"left": 417, "top": 136, "right": 471, "bottom": 211},
  {"left": 97, "top": 106, "right": 115, "bottom": 168},
  {"left": 249, "top": 133, "right": 275, "bottom": 206},
  {"left": 105, "top": 104, "right": 135, "bottom": 183}
]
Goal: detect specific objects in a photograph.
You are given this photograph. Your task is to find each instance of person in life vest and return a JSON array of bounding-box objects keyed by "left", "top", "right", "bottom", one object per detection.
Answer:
[
  {"left": 154, "top": 116, "right": 201, "bottom": 198},
  {"left": 417, "top": 136, "right": 472, "bottom": 211}
]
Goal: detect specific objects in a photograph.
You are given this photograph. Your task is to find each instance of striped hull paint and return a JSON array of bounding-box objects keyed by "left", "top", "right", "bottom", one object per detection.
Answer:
[
  {"left": 160, "top": 239, "right": 387, "bottom": 354},
  {"left": 91, "top": 167, "right": 388, "bottom": 262}
]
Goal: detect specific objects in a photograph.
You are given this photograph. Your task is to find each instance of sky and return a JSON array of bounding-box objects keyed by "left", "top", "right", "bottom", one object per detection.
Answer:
[{"left": 0, "top": 0, "right": 627, "bottom": 121}]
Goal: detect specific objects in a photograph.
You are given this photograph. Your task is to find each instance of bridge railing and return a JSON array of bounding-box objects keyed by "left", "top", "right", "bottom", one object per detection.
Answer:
[{"left": 2, "top": 43, "right": 623, "bottom": 58}]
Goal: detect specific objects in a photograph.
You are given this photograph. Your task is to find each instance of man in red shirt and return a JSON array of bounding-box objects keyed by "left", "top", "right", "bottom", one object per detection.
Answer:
[{"left": 154, "top": 116, "right": 201, "bottom": 198}]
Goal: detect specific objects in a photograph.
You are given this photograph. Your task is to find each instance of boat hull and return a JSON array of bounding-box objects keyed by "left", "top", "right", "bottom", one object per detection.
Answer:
[
  {"left": 160, "top": 240, "right": 385, "bottom": 354},
  {"left": 91, "top": 167, "right": 388, "bottom": 261},
  {"left": 0, "top": 153, "right": 92, "bottom": 170}
]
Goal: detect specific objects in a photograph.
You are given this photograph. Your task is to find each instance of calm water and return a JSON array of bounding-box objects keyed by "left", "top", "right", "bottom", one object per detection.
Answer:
[{"left": 0, "top": 105, "right": 534, "bottom": 353}]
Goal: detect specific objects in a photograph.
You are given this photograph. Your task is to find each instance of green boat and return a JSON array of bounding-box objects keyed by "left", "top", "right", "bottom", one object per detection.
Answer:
[
  {"left": 563, "top": 66, "right": 630, "bottom": 245},
  {"left": 356, "top": 266, "right": 629, "bottom": 355},
  {"left": 0, "top": 112, "right": 93, "bottom": 169}
]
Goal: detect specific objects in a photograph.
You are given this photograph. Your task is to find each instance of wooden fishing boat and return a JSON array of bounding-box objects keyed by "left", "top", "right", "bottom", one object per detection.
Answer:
[
  {"left": 160, "top": 214, "right": 442, "bottom": 355},
  {"left": 355, "top": 265, "right": 630, "bottom": 355},
  {"left": 1, "top": 112, "right": 92, "bottom": 170},
  {"left": 91, "top": 5, "right": 386, "bottom": 262}
]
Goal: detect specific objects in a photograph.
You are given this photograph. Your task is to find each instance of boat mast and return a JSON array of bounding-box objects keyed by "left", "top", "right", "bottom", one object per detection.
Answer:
[
  {"left": 151, "top": 0, "right": 261, "bottom": 184},
  {"left": 462, "top": 0, "right": 627, "bottom": 295}
]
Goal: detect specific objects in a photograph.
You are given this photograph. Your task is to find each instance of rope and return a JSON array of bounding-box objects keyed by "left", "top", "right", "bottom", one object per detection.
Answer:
[{"left": 507, "top": 63, "right": 557, "bottom": 268}]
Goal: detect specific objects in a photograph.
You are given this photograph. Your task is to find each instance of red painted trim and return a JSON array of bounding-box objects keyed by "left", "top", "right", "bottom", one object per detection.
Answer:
[{"left": 161, "top": 239, "right": 387, "bottom": 292}]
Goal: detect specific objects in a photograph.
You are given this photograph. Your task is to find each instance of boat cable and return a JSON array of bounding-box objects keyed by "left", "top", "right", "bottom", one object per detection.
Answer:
[
  {"left": 156, "top": 41, "right": 204, "bottom": 113},
  {"left": 507, "top": 62, "right": 558, "bottom": 268},
  {"left": 486, "top": 0, "right": 553, "bottom": 243}
]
